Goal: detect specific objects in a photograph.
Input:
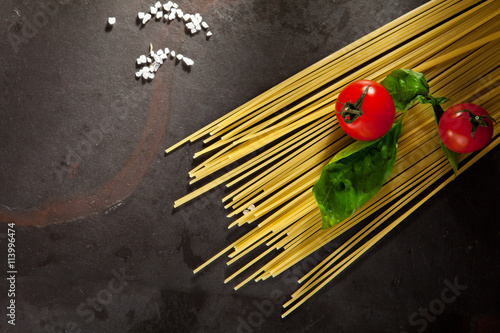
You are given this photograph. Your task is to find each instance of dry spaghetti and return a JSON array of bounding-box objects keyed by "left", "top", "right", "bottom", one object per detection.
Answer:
[{"left": 165, "top": 0, "right": 500, "bottom": 318}]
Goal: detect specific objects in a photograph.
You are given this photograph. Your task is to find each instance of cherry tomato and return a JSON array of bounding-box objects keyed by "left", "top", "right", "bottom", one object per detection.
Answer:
[
  {"left": 335, "top": 80, "right": 395, "bottom": 141},
  {"left": 438, "top": 103, "right": 494, "bottom": 154}
]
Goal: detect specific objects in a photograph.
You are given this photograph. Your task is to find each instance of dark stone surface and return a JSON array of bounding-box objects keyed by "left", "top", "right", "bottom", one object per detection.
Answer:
[{"left": 0, "top": 0, "right": 499, "bottom": 332}]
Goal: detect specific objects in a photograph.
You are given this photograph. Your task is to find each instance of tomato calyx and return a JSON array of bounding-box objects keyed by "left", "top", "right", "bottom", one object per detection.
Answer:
[
  {"left": 456, "top": 109, "right": 495, "bottom": 138},
  {"left": 338, "top": 85, "right": 370, "bottom": 124}
]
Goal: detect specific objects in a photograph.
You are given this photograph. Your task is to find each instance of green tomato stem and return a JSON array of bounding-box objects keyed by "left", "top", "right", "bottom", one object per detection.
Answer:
[
  {"left": 339, "top": 85, "right": 370, "bottom": 124},
  {"left": 454, "top": 109, "right": 495, "bottom": 138}
]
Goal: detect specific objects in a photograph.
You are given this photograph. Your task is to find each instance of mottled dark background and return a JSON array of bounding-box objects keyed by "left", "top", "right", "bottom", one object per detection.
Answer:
[{"left": 0, "top": 0, "right": 499, "bottom": 332}]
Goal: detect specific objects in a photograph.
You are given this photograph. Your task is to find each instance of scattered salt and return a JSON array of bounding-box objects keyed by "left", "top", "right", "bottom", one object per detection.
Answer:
[{"left": 133, "top": 2, "right": 213, "bottom": 81}]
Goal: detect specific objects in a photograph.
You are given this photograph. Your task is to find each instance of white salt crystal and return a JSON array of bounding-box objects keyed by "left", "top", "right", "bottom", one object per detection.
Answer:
[{"left": 142, "top": 13, "right": 152, "bottom": 24}]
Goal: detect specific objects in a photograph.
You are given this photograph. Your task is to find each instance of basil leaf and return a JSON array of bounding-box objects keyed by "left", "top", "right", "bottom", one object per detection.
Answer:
[
  {"left": 312, "top": 121, "right": 402, "bottom": 229},
  {"left": 418, "top": 96, "right": 459, "bottom": 175},
  {"left": 416, "top": 95, "right": 450, "bottom": 120},
  {"left": 439, "top": 141, "right": 459, "bottom": 176},
  {"left": 381, "top": 69, "right": 429, "bottom": 112}
]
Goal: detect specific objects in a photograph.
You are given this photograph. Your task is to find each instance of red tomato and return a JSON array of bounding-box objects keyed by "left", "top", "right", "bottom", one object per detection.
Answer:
[
  {"left": 335, "top": 80, "right": 395, "bottom": 141},
  {"left": 438, "top": 103, "right": 494, "bottom": 153}
]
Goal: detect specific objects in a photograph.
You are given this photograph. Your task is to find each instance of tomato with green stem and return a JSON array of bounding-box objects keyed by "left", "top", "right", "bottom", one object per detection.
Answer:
[
  {"left": 438, "top": 103, "right": 494, "bottom": 154},
  {"left": 335, "top": 80, "right": 395, "bottom": 141}
]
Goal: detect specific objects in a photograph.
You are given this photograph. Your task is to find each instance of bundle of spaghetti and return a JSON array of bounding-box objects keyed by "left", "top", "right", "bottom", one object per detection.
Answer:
[{"left": 165, "top": 0, "right": 500, "bottom": 316}]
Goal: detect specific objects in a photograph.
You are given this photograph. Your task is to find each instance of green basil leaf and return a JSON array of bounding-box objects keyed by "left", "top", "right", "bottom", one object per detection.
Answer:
[
  {"left": 312, "top": 121, "right": 402, "bottom": 229},
  {"left": 380, "top": 69, "right": 429, "bottom": 112},
  {"left": 418, "top": 95, "right": 458, "bottom": 176},
  {"left": 416, "top": 95, "right": 450, "bottom": 121},
  {"left": 439, "top": 141, "right": 459, "bottom": 176}
]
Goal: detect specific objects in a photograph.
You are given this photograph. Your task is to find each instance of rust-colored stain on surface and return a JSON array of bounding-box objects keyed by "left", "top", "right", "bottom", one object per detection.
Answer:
[{"left": 0, "top": 75, "right": 169, "bottom": 227}]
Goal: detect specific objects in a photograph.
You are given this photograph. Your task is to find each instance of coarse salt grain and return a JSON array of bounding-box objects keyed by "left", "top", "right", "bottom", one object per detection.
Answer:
[
  {"left": 108, "top": 17, "right": 116, "bottom": 25},
  {"left": 182, "top": 57, "right": 194, "bottom": 66},
  {"left": 151, "top": 62, "right": 161, "bottom": 72},
  {"left": 153, "top": 54, "right": 163, "bottom": 64},
  {"left": 142, "top": 13, "right": 152, "bottom": 24}
]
